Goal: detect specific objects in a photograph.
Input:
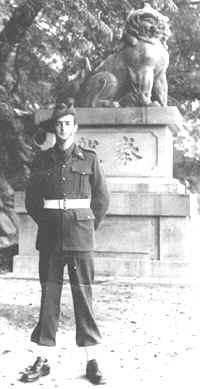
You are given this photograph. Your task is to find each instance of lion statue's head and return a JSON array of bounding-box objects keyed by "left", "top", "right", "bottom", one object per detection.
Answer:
[{"left": 123, "top": 3, "right": 171, "bottom": 48}]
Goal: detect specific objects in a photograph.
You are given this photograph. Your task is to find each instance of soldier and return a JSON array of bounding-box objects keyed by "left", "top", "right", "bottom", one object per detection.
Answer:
[{"left": 20, "top": 103, "right": 109, "bottom": 384}]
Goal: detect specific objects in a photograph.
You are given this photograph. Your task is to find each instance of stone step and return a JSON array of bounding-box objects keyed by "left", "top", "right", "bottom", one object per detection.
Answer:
[{"left": 13, "top": 254, "right": 191, "bottom": 280}]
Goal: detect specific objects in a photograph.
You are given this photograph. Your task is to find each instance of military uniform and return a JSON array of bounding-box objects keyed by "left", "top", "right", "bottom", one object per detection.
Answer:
[{"left": 25, "top": 142, "right": 109, "bottom": 347}]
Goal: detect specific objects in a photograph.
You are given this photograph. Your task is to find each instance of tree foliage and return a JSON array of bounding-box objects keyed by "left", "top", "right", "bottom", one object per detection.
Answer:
[{"left": 168, "top": 1, "right": 200, "bottom": 100}]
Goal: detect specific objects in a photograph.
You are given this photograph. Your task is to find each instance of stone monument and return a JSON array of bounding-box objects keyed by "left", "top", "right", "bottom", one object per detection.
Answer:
[{"left": 14, "top": 4, "right": 190, "bottom": 278}]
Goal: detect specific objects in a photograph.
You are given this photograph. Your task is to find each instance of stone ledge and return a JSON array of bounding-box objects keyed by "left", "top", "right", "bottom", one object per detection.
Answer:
[
  {"left": 107, "top": 177, "right": 186, "bottom": 194},
  {"left": 109, "top": 192, "right": 190, "bottom": 216},
  {"left": 15, "top": 191, "right": 190, "bottom": 216},
  {"left": 13, "top": 254, "right": 191, "bottom": 279},
  {"left": 35, "top": 107, "right": 183, "bottom": 131}
]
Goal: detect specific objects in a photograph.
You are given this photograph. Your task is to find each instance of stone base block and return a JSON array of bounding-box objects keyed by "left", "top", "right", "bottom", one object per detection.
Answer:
[
  {"left": 13, "top": 213, "right": 191, "bottom": 278},
  {"left": 14, "top": 187, "right": 190, "bottom": 278},
  {"left": 95, "top": 215, "right": 190, "bottom": 262},
  {"left": 13, "top": 253, "right": 190, "bottom": 280}
]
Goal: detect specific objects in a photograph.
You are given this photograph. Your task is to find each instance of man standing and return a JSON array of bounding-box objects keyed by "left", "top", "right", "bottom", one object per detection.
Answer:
[{"left": 21, "top": 103, "right": 109, "bottom": 384}]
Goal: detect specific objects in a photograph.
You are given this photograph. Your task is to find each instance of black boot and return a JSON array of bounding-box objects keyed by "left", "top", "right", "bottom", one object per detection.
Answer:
[
  {"left": 86, "top": 359, "right": 106, "bottom": 385},
  {"left": 20, "top": 357, "right": 50, "bottom": 382}
]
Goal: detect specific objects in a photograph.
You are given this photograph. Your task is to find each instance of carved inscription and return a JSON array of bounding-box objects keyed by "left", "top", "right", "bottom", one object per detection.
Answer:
[
  {"left": 78, "top": 137, "right": 99, "bottom": 150},
  {"left": 116, "top": 136, "right": 142, "bottom": 165}
]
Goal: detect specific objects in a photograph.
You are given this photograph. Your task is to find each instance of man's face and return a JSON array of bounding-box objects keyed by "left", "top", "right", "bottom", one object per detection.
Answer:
[{"left": 55, "top": 114, "right": 77, "bottom": 142}]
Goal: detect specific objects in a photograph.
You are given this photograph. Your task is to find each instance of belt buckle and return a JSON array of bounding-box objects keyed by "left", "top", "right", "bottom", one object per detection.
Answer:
[{"left": 63, "top": 198, "right": 67, "bottom": 210}]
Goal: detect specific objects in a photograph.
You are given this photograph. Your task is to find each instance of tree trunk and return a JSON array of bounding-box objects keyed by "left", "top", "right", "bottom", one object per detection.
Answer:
[{"left": 0, "top": 0, "right": 43, "bottom": 66}]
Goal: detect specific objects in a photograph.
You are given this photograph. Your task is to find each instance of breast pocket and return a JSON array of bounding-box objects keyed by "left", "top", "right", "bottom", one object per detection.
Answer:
[{"left": 71, "top": 166, "right": 92, "bottom": 195}]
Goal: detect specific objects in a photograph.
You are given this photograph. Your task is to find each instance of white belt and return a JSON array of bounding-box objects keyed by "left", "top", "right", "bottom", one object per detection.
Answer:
[{"left": 43, "top": 198, "right": 90, "bottom": 210}]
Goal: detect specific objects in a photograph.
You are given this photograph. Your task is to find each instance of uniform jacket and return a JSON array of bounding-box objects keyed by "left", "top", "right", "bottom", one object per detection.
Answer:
[{"left": 25, "top": 143, "right": 109, "bottom": 252}]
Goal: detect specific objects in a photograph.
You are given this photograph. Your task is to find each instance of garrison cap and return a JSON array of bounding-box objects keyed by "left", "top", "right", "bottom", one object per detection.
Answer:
[{"left": 52, "top": 101, "right": 77, "bottom": 122}]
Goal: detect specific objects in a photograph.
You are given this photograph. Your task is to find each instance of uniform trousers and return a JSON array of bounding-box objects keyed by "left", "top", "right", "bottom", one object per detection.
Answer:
[{"left": 31, "top": 250, "right": 102, "bottom": 347}]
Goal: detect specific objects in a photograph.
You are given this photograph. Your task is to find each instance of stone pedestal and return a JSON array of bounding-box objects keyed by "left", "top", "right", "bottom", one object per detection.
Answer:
[{"left": 14, "top": 107, "right": 190, "bottom": 278}]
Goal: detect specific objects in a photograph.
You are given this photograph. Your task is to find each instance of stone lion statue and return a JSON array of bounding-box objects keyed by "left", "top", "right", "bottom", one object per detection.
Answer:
[{"left": 58, "top": 3, "right": 170, "bottom": 107}]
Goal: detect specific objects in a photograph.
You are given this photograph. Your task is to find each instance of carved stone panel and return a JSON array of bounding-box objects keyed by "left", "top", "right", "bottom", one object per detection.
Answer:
[{"left": 76, "top": 125, "right": 173, "bottom": 177}]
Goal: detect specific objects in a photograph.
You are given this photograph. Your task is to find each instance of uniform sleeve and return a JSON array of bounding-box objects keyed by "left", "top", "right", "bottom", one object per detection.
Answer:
[
  {"left": 90, "top": 155, "right": 110, "bottom": 230},
  {"left": 25, "top": 154, "right": 44, "bottom": 224}
]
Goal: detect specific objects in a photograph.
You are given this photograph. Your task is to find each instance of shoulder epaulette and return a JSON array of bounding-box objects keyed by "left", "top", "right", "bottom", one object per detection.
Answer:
[{"left": 79, "top": 146, "right": 96, "bottom": 154}]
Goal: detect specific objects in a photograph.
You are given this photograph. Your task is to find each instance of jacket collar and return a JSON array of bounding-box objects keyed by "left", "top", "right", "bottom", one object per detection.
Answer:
[{"left": 48, "top": 143, "right": 85, "bottom": 163}]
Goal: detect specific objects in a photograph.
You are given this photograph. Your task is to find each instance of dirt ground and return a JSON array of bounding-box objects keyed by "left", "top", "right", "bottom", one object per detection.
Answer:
[{"left": 0, "top": 275, "right": 200, "bottom": 389}]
